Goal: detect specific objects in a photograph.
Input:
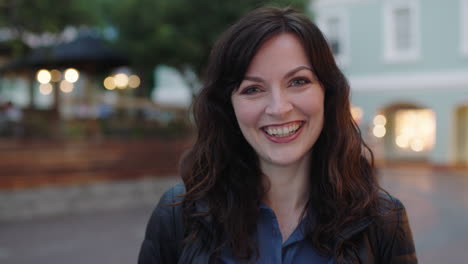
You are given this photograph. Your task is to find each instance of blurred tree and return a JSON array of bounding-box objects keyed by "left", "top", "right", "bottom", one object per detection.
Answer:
[
  {"left": 0, "top": 0, "right": 103, "bottom": 56},
  {"left": 106, "top": 0, "right": 309, "bottom": 97}
]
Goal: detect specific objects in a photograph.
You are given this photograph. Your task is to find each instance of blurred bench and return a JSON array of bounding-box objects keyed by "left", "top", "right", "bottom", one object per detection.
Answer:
[{"left": 0, "top": 139, "right": 192, "bottom": 189}]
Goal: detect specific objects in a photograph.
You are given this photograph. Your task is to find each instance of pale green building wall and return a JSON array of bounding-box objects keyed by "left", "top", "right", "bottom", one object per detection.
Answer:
[
  {"left": 326, "top": 0, "right": 468, "bottom": 75},
  {"left": 313, "top": 0, "right": 468, "bottom": 165}
]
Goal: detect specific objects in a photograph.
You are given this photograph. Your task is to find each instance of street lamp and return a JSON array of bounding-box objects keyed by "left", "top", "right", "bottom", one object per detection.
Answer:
[{"left": 64, "top": 68, "right": 79, "bottom": 83}]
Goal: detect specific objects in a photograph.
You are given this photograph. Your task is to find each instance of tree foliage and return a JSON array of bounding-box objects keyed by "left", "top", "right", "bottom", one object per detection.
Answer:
[
  {"left": 0, "top": 0, "right": 102, "bottom": 33},
  {"left": 106, "top": 0, "right": 309, "bottom": 94},
  {"left": 0, "top": 0, "right": 309, "bottom": 96},
  {"left": 0, "top": 0, "right": 104, "bottom": 57}
]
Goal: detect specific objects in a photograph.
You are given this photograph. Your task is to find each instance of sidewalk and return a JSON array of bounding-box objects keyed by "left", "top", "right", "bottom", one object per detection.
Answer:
[
  {"left": 379, "top": 166, "right": 468, "bottom": 263},
  {"left": 0, "top": 176, "right": 180, "bottom": 264},
  {"left": 0, "top": 176, "right": 181, "bottom": 221},
  {"left": 1, "top": 166, "right": 468, "bottom": 263}
]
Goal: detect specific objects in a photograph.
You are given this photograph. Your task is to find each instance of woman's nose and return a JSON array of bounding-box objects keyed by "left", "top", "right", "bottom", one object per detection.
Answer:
[{"left": 264, "top": 89, "right": 293, "bottom": 117}]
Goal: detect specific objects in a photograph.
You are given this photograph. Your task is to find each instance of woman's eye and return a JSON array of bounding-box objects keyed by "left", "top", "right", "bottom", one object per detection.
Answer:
[
  {"left": 241, "top": 86, "right": 261, "bottom": 94},
  {"left": 290, "top": 78, "right": 310, "bottom": 87}
]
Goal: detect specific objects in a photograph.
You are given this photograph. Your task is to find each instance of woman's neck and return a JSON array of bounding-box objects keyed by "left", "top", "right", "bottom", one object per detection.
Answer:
[{"left": 261, "top": 156, "right": 310, "bottom": 213}]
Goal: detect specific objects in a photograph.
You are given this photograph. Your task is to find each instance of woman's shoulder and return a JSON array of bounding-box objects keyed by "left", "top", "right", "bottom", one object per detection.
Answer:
[
  {"left": 147, "top": 184, "right": 186, "bottom": 227},
  {"left": 366, "top": 192, "right": 418, "bottom": 263},
  {"left": 371, "top": 192, "right": 405, "bottom": 222},
  {"left": 370, "top": 192, "right": 411, "bottom": 235},
  {"left": 143, "top": 184, "right": 186, "bottom": 237},
  {"left": 158, "top": 184, "right": 186, "bottom": 205},
  {"left": 138, "top": 184, "right": 186, "bottom": 263}
]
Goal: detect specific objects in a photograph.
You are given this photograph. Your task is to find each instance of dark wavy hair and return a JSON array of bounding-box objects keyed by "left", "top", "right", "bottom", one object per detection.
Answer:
[{"left": 180, "top": 6, "right": 384, "bottom": 262}]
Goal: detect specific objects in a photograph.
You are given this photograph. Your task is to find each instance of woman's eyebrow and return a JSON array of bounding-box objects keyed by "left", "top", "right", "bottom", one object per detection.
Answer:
[
  {"left": 243, "top": 76, "right": 264, "bottom": 83},
  {"left": 284, "top": 65, "right": 313, "bottom": 79},
  {"left": 242, "top": 65, "right": 313, "bottom": 83}
]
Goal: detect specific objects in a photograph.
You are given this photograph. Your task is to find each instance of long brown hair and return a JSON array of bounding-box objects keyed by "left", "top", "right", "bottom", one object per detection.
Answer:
[{"left": 180, "top": 6, "right": 384, "bottom": 261}]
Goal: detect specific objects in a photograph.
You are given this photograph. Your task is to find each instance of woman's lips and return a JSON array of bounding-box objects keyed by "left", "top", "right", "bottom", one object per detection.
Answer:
[{"left": 261, "top": 121, "right": 305, "bottom": 143}]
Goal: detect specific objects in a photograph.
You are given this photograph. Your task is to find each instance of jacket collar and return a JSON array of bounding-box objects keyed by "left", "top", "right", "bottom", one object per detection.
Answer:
[
  {"left": 332, "top": 216, "right": 374, "bottom": 256},
  {"left": 339, "top": 216, "right": 374, "bottom": 241}
]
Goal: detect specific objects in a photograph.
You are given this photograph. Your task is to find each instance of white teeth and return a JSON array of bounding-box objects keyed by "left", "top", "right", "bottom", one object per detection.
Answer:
[{"left": 263, "top": 122, "right": 302, "bottom": 138}]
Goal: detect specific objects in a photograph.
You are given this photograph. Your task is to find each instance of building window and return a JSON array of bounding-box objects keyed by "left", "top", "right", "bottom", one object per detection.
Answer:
[
  {"left": 326, "top": 17, "right": 342, "bottom": 54},
  {"left": 462, "top": 0, "right": 468, "bottom": 55},
  {"left": 317, "top": 9, "right": 350, "bottom": 66},
  {"left": 393, "top": 7, "right": 411, "bottom": 51},
  {"left": 383, "top": 0, "right": 420, "bottom": 62}
]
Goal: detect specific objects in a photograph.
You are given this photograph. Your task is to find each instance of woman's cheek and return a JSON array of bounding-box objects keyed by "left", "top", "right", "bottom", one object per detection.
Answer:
[{"left": 234, "top": 100, "right": 262, "bottom": 127}]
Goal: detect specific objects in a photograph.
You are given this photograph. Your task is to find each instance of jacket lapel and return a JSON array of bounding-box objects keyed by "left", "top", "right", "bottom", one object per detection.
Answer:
[{"left": 331, "top": 216, "right": 374, "bottom": 263}]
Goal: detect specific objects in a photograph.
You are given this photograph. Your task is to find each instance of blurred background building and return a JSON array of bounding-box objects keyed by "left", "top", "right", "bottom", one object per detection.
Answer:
[{"left": 314, "top": 0, "right": 468, "bottom": 167}]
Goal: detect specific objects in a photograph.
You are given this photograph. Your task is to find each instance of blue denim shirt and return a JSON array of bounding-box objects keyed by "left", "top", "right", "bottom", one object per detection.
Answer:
[{"left": 220, "top": 203, "right": 330, "bottom": 263}]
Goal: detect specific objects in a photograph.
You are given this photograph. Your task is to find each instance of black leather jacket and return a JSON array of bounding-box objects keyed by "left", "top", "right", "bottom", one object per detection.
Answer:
[{"left": 138, "top": 184, "right": 418, "bottom": 263}]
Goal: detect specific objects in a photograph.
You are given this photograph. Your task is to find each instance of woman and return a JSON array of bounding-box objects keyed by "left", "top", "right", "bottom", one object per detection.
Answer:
[{"left": 138, "top": 7, "right": 417, "bottom": 264}]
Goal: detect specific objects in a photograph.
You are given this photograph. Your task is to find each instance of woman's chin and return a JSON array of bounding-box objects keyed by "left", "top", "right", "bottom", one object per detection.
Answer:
[{"left": 260, "top": 152, "right": 309, "bottom": 168}]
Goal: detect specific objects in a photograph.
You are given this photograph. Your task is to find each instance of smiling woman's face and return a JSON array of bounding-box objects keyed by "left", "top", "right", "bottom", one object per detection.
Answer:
[{"left": 231, "top": 33, "right": 325, "bottom": 168}]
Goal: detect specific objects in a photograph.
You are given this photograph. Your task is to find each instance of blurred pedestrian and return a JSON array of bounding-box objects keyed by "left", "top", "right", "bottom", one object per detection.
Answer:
[
  {"left": 2, "top": 101, "right": 23, "bottom": 137},
  {"left": 5, "top": 101, "right": 22, "bottom": 122},
  {"left": 0, "top": 101, "right": 6, "bottom": 135},
  {"left": 139, "top": 6, "right": 417, "bottom": 264}
]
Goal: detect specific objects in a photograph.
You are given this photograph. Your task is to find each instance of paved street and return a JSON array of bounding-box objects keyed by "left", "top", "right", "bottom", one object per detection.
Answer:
[
  {"left": 0, "top": 166, "right": 467, "bottom": 263},
  {"left": 380, "top": 166, "right": 468, "bottom": 263}
]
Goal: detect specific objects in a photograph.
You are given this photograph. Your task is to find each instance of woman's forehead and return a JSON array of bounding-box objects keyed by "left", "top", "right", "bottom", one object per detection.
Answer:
[{"left": 243, "top": 33, "right": 312, "bottom": 77}]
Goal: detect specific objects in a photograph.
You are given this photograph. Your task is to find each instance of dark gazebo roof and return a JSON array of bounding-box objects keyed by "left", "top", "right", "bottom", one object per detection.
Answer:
[{"left": 1, "top": 34, "right": 129, "bottom": 73}]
